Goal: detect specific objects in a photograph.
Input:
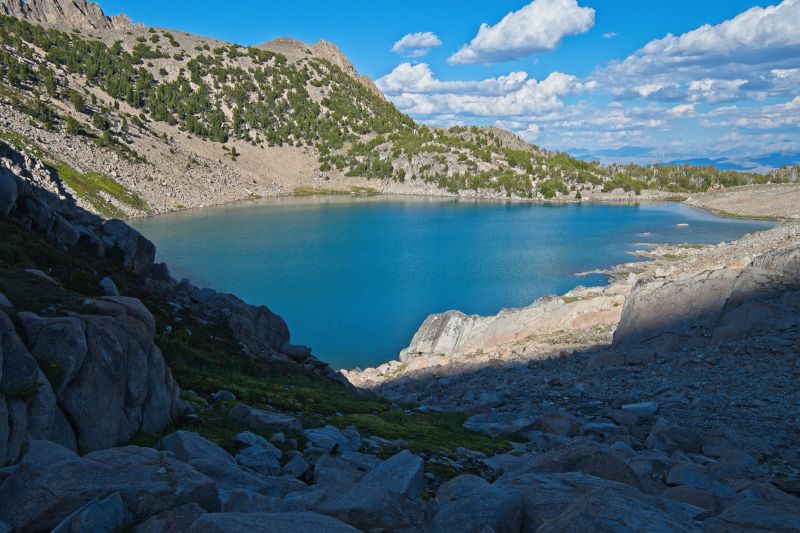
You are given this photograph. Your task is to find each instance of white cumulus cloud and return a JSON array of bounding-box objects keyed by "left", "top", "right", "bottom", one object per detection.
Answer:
[
  {"left": 377, "top": 63, "right": 588, "bottom": 117},
  {"left": 448, "top": 0, "right": 595, "bottom": 65},
  {"left": 391, "top": 32, "right": 443, "bottom": 57},
  {"left": 596, "top": 0, "right": 800, "bottom": 100}
]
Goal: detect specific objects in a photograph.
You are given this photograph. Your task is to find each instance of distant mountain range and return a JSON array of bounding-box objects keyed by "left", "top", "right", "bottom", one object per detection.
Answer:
[{"left": 569, "top": 146, "right": 800, "bottom": 173}]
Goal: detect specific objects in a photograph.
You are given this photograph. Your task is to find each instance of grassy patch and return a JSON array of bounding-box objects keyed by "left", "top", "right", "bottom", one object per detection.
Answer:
[
  {"left": 0, "top": 130, "right": 44, "bottom": 159},
  {"left": 155, "top": 327, "right": 510, "bottom": 454},
  {"left": 329, "top": 411, "right": 511, "bottom": 455},
  {"left": 50, "top": 162, "right": 149, "bottom": 218},
  {"left": 293, "top": 186, "right": 379, "bottom": 197}
]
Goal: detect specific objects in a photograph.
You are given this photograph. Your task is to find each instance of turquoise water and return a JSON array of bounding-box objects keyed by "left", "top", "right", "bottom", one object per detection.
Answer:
[{"left": 130, "top": 198, "right": 773, "bottom": 369}]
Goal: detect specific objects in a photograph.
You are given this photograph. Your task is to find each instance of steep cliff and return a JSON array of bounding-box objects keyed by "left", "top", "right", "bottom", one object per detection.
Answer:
[{"left": 0, "top": 0, "right": 133, "bottom": 29}]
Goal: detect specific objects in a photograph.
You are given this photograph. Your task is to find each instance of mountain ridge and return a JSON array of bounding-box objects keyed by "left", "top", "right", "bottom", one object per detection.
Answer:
[
  {"left": 0, "top": 2, "right": 796, "bottom": 219},
  {"left": 0, "top": 0, "right": 134, "bottom": 30}
]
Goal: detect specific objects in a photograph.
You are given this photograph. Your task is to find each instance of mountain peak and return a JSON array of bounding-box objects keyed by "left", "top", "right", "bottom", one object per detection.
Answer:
[
  {"left": 309, "top": 40, "right": 383, "bottom": 99},
  {"left": 0, "top": 0, "right": 134, "bottom": 30}
]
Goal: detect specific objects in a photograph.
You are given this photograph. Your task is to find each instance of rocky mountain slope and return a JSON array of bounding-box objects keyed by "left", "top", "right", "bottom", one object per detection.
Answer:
[{"left": 0, "top": 1, "right": 796, "bottom": 218}]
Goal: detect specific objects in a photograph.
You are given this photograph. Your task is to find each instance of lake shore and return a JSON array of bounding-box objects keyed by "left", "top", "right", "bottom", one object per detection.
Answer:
[{"left": 345, "top": 214, "right": 797, "bottom": 384}]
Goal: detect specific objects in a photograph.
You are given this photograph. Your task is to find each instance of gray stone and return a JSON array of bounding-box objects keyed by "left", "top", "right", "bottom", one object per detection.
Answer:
[
  {"left": 312, "top": 450, "right": 425, "bottom": 531},
  {"left": 187, "top": 512, "right": 360, "bottom": 533},
  {"left": 0, "top": 293, "right": 11, "bottom": 309},
  {"left": 102, "top": 219, "right": 156, "bottom": 275},
  {"left": 159, "top": 430, "right": 304, "bottom": 498},
  {"left": 211, "top": 389, "right": 236, "bottom": 401},
  {"left": 537, "top": 486, "right": 695, "bottom": 532},
  {"left": 646, "top": 419, "right": 702, "bottom": 454},
  {"left": 0, "top": 168, "right": 17, "bottom": 216},
  {"left": 218, "top": 489, "right": 270, "bottom": 513},
  {"left": 190, "top": 287, "right": 217, "bottom": 304},
  {"left": 662, "top": 485, "right": 718, "bottom": 512},
  {"left": 464, "top": 412, "right": 537, "bottom": 438},
  {"left": 613, "top": 268, "right": 740, "bottom": 347},
  {"left": 228, "top": 403, "right": 301, "bottom": 434},
  {"left": 582, "top": 422, "right": 628, "bottom": 443},
  {"left": 234, "top": 431, "right": 282, "bottom": 475},
  {"left": 51, "top": 492, "right": 129, "bottom": 533},
  {"left": 666, "top": 464, "right": 736, "bottom": 498},
  {"left": 313, "top": 454, "right": 363, "bottom": 487},
  {"left": 23, "top": 268, "right": 58, "bottom": 284},
  {"left": 19, "top": 298, "right": 180, "bottom": 453},
  {"left": 132, "top": 503, "right": 205, "bottom": 533},
  {"left": 535, "top": 411, "right": 580, "bottom": 438},
  {"left": 0, "top": 441, "right": 219, "bottom": 532},
  {"left": 52, "top": 215, "right": 80, "bottom": 248},
  {"left": 339, "top": 451, "right": 380, "bottom": 471},
  {"left": 521, "top": 439, "right": 647, "bottom": 492},
  {"left": 622, "top": 401, "right": 660, "bottom": 418},
  {"left": 283, "top": 454, "right": 310, "bottom": 479},
  {"left": 98, "top": 277, "right": 119, "bottom": 296},
  {"left": 706, "top": 499, "right": 800, "bottom": 532},
  {"left": 432, "top": 474, "right": 523, "bottom": 533},
  {"left": 496, "top": 471, "right": 634, "bottom": 531},
  {"left": 305, "top": 425, "right": 355, "bottom": 453}
]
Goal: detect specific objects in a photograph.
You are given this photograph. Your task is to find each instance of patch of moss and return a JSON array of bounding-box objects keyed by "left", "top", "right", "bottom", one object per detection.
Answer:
[
  {"left": 50, "top": 161, "right": 149, "bottom": 217},
  {"left": 329, "top": 411, "right": 512, "bottom": 455},
  {"left": 0, "top": 130, "right": 44, "bottom": 159},
  {"left": 293, "top": 186, "right": 379, "bottom": 197}
]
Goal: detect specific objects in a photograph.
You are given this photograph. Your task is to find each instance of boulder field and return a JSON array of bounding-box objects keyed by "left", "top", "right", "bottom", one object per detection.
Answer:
[{"left": 1, "top": 139, "right": 800, "bottom": 531}]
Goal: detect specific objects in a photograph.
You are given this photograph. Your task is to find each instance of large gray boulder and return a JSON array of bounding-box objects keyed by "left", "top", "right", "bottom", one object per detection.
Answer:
[
  {"left": 51, "top": 492, "right": 129, "bottom": 533},
  {"left": 132, "top": 503, "right": 205, "bottom": 533},
  {"left": 304, "top": 425, "right": 357, "bottom": 453},
  {"left": 233, "top": 431, "right": 282, "bottom": 475},
  {"left": 158, "top": 431, "right": 303, "bottom": 498},
  {"left": 187, "top": 512, "right": 360, "bottom": 533},
  {"left": 613, "top": 268, "right": 740, "bottom": 347},
  {"left": 536, "top": 486, "right": 696, "bottom": 532},
  {"left": 519, "top": 439, "right": 650, "bottom": 493},
  {"left": 204, "top": 293, "right": 290, "bottom": 358},
  {"left": 0, "top": 168, "right": 17, "bottom": 216},
  {"left": 228, "top": 403, "right": 301, "bottom": 434},
  {"left": 432, "top": 474, "right": 523, "bottom": 533},
  {"left": 19, "top": 296, "right": 181, "bottom": 452},
  {"left": 614, "top": 246, "right": 800, "bottom": 348},
  {"left": 0, "top": 311, "right": 59, "bottom": 465},
  {"left": 0, "top": 440, "right": 220, "bottom": 532},
  {"left": 102, "top": 219, "right": 156, "bottom": 275},
  {"left": 463, "top": 412, "right": 537, "bottom": 439},
  {"left": 312, "top": 450, "right": 425, "bottom": 532}
]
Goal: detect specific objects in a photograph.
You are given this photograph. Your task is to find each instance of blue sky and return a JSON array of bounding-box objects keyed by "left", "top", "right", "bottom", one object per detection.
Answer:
[{"left": 98, "top": 0, "right": 800, "bottom": 169}]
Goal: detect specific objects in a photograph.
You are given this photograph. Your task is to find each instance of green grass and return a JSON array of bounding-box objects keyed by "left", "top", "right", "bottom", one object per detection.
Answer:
[
  {"left": 50, "top": 162, "right": 149, "bottom": 218},
  {"left": 154, "top": 327, "right": 511, "bottom": 455},
  {"left": 293, "top": 186, "right": 379, "bottom": 197},
  {"left": 0, "top": 130, "right": 45, "bottom": 159}
]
